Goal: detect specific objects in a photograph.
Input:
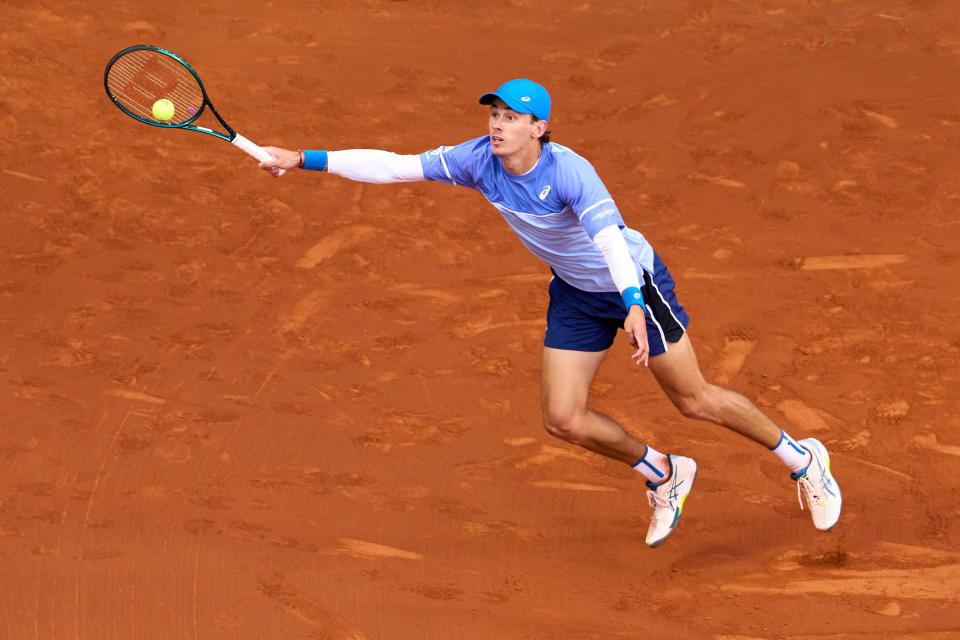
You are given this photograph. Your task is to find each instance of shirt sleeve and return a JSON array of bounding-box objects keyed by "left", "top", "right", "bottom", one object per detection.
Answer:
[
  {"left": 554, "top": 151, "right": 626, "bottom": 240},
  {"left": 418, "top": 137, "right": 489, "bottom": 189}
]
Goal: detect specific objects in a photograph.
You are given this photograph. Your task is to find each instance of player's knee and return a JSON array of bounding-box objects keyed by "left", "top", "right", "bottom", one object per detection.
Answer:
[
  {"left": 678, "top": 403, "right": 712, "bottom": 422},
  {"left": 673, "top": 388, "right": 720, "bottom": 422},
  {"left": 542, "top": 405, "right": 587, "bottom": 443}
]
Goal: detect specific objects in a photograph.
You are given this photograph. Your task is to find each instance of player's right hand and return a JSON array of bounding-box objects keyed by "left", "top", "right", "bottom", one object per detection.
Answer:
[{"left": 258, "top": 146, "right": 301, "bottom": 177}]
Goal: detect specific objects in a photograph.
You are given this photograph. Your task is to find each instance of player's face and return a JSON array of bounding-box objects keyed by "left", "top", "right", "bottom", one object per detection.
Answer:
[{"left": 488, "top": 99, "right": 544, "bottom": 157}]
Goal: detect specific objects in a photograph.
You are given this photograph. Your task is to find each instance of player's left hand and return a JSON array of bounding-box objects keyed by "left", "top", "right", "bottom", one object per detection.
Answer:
[{"left": 624, "top": 306, "right": 649, "bottom": 367}]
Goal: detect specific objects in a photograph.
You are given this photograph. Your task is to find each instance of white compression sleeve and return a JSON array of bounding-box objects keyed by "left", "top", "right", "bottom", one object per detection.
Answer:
[
  {"left": 593, "top": 224, "right": 642, "bottom": 294},
  {"left": 326, "top": 150, "right": 425, "bottom": 184}
]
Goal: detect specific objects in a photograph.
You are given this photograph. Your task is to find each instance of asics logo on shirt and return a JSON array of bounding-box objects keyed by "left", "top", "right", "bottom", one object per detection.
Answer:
[
  {"left": 539, "top": 185, "right": 551, "bottom": 200},
  {"left": 592, "top": 206, "right": 616, "bottom": 223}
]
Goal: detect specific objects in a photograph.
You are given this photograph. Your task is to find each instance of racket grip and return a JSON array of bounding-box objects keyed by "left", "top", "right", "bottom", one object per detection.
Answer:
[{"left": 232, "top": 133, "right": 286, "bottom": 176}]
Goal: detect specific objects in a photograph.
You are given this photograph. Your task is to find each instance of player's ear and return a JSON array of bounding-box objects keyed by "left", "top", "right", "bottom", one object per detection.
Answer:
[{"left": 531, "top": 117, "right": 548, "bottom": 138}]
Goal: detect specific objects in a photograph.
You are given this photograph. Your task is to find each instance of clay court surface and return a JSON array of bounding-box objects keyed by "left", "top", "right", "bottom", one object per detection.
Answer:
[{"left": 2, "top": 1, "right": 960, "bottom": 638}]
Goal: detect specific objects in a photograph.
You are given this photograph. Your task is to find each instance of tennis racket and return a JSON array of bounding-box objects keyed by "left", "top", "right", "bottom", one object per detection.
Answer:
[{"left": 104, "top": 44, "right": 283, "bottom": 174}]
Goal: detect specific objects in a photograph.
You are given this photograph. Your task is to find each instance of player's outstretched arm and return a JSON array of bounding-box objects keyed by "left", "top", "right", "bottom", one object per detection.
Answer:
[
  {"left": 259, "top": 146, "right": 302, "bottom": 177},
  {"left": 258, "top": 147, "right": 425, "bottom": 184}
]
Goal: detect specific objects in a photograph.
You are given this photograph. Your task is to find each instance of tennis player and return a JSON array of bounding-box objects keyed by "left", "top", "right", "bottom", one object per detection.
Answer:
[{"left": 258, "top": 79, "right": 841, "bottom": 547}]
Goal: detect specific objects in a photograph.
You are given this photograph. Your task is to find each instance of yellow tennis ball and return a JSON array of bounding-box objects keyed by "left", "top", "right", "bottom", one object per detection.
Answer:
[{"left": 152, "top": 98, "right": 175, "bottom": 121}]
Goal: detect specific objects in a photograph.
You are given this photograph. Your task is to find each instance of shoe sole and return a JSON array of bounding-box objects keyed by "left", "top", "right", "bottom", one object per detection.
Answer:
[{"left": 648, "top": 465, "right": 698, "bottom": 548}]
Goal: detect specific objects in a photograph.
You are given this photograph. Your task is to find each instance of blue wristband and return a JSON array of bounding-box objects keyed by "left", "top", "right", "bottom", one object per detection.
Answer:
[
  {"left": 622, "top": 286, "right": 645, "bottom": 311},
  {"left": 301, "top": 150, "right": 328, "bottom": 171}
]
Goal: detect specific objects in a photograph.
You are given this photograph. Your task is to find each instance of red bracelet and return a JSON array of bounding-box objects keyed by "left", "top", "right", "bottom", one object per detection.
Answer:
[{"left": 298, "top": 150, "right": 304, "bottom": 168}]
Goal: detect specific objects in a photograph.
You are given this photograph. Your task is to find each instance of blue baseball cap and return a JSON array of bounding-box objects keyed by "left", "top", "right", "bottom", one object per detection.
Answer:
[{"left": 479, "top": 79, "right": 551, "bottom": 121}]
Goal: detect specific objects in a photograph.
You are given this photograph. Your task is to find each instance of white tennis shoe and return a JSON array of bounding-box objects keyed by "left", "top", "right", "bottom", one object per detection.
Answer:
[
  {"left": 645, "top": 455, "right": 697, "bottom": 548},
  {"left": 793, "top": 438, "right": 842, "bottom": 531}
]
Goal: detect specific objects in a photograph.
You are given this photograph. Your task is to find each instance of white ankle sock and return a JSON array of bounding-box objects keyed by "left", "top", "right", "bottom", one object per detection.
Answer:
[
  {"left": 770, "top": 430, "right": 812, "bottom": 473},
  {"left": 632, "top": 445, "right": 670, "bottom": 483}
]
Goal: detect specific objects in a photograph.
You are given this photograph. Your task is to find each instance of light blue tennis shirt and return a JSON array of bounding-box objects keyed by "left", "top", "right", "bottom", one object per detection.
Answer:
[{"left": 419, "top": 136, "right": 655, "bottom": 293}]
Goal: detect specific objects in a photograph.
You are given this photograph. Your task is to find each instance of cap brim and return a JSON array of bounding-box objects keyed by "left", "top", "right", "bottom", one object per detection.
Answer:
[{"left": 478, "top": 92, "right": 535, "bottom": 116}]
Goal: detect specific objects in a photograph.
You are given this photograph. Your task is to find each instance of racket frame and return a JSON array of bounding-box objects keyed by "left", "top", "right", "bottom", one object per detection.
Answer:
[
  {"left": 104, "top": 44, "right": 280, "bottom": 170},
  {"left": 105, "top": 45, "right": 233, "bottom": 136}
]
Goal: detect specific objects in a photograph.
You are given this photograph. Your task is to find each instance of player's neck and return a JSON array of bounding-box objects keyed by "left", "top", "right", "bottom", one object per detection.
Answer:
[{"left": 501, "top": 144, "right": 542, "bottom": 176}]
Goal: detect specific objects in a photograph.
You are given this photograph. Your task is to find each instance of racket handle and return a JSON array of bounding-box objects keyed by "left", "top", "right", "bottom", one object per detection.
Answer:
[{"left": 232, "top": 133, "right": 286, "bottom": 176}]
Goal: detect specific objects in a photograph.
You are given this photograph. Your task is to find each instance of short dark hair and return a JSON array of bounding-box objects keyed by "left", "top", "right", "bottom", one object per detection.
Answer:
[{"left": 531, "top": 115, "right": 551, "bottom": 146}]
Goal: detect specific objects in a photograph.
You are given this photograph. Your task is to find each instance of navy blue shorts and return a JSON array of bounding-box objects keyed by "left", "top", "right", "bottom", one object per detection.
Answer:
[{"left": 545, "top": 254, "right": 690, "bottom": 355}]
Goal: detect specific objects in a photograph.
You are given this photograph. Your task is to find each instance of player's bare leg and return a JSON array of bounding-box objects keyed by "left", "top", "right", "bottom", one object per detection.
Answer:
[
  {"left": 648, "top": 333, "right": 841, "bottom": 531},
  {"left": 540, "top": 346, "right": 648, "bottom": 465},
  {"left": 541, "top": 345, "right": 697, "bottom": 547},
  {"left": 647, "top": 333, "right": 782, "bottom": 447}
]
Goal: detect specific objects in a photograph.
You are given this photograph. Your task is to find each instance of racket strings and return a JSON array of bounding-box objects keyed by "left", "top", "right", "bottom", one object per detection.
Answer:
[{"left": 106, "top": 50, "right": 203, "bottom": 124}]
